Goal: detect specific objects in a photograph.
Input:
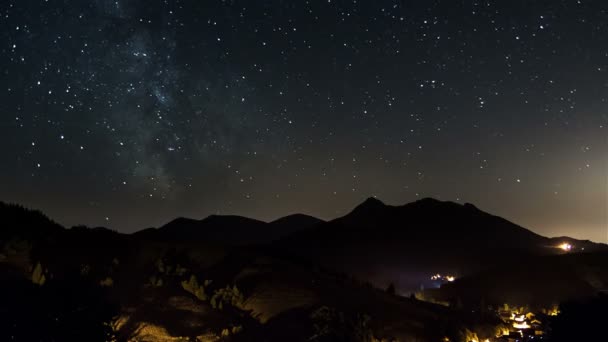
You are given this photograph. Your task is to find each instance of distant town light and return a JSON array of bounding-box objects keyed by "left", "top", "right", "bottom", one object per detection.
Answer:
[
  {"left": 513, "top": 321, "right": 531, "bottom": 329},
  {"left": 559, "top": 243, "right": 572, "bottom": 252},
  {"left": 547, "top": 306, "right": 560, "bottom": 316},
  {"left": 430, "top": 274, "right": 456, "bottom": 282},
  {"left": 514, "top": 314, "right": 525, "bottom": 322}
]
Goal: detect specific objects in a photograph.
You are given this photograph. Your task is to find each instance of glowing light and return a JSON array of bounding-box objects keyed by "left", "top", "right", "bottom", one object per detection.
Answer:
[
  {"left": 513, "top": 321, "right": 530, "bottom": 329},
  {"left": 497, "top": 327, "right": 510, "bottom": 336},
  {"left": 559, "top": 243, "right": 572, "bottom": 252},
  {"left": 430, "top": 273, "right": 456, "bottom": 282},
  {"left": 546, "top": 306, "right": 560, "bottom": 316}
]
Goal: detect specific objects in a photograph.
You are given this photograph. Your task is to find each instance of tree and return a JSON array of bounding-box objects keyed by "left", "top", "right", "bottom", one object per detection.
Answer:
[{"left": 181, "top": 275, "right": 208, "bottom": 301}]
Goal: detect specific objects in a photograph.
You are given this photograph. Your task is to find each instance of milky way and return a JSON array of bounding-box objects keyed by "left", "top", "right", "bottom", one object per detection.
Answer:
[{"left": 1, "top": 0, "right": 606, "bottom": 241}]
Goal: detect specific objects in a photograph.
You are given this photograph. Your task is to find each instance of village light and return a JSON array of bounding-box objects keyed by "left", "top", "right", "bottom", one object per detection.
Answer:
[
  {"left": 559, "top": 243, "right": 572, "bottom": 252},
  {"left": 513, "top": 321, "right": 531, "bottom": 330}
]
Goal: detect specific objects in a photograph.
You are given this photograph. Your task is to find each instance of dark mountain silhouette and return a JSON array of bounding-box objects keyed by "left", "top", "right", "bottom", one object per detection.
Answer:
[
  {"left": 1, "top": 199, "right": 607, "bottom": 341},
  {"left": 269, "top": 213, "right": 324, "bottom": 233},
  {"left": 134, "top": 213, "right": 324, "bottom": 246},
  {"left": 276, "top": 197, "right": 607, "bottom": 291},
  {"left": 0, "top": 200, "right": 502, "bottom": 342},
  {"left": 331, "top": 197, "right": 547, "bottom": 248},
  {"left": 282, "top": 197, "right": 605, "bottom": 253},
  {"left": 3, "top": 198, "right": 604, "bottom": 269},
  {"left": 144, "top": 215, "right": 268, "bottom": 245}
]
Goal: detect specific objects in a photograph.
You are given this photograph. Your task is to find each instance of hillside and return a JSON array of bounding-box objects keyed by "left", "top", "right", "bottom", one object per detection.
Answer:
[
  {"left": 276, "top": 198, "right": 607, "bottom": 292},
  {"left": 0, "top": 201, "right": 500, "bottom": 342},
  {"left": 421, "top": 251, "right": 608, "bottom": 309},
  {"left": 134, "top": 214, "right": 324, "bottom": 246},
  {"left": 1, "top": 199, "right": 606, "bottom": 341}
]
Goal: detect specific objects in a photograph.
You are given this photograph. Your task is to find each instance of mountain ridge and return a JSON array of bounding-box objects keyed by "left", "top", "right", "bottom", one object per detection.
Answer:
[
  {"left": 2, "top": 198, "right": 607, "bottom": 298},
  {"left": 1, "top": 198, "right": 604, "bottom": 248}
]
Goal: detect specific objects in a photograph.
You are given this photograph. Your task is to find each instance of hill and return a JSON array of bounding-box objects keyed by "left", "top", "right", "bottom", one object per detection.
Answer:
[
  {"left": 1, "top": 198, "right": 606, "bottom": 341},
  {"left": 0, "top": 201, "right": 500, "bottom": 342},
  {"left": 0, "top": 202, "right": 64, "bottom": 241},
  {"left": 421, "top": 251, "right": 608, "bottom": 309},
  {"left": 134, "top": 213, "right": 323, "bottom": 246},
  {"left": 276, "top": 197, "right": 607, "bottom": 292}
]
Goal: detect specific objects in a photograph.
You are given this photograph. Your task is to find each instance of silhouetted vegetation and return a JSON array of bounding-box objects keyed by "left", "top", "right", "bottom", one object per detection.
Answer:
[
  {"left": 0, "top": 199, "right": 606, "bottom": 341},
  {"left": 0, "top": 267, "right": 119, "bottom": 342},
  {"left": 181, "top": 274, "right": 210, "bottom": 301}
]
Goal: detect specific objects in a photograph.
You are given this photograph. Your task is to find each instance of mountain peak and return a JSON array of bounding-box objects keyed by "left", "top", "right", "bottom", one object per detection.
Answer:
[
  {"left": 270, "top": 214, "right": 325, "bottom": 234},
  {"left": 342, "top": 197, "right": 387, "bottom": 221},
  {"left": 271, "top": 213, "right": 324, "bottom": 224},
  {"left": 359, "top": 196, "right": 386, "bottom": 208}
]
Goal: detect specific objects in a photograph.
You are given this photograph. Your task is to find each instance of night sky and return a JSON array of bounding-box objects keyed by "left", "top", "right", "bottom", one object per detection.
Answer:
[{"left": 1, "top": 1, "right": 606, "bottom": 241}]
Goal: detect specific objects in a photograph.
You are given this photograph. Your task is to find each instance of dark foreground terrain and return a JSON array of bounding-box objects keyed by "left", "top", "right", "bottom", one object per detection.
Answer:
[{"left": 1, "top": 198, "right": 606, "bottom": 341}]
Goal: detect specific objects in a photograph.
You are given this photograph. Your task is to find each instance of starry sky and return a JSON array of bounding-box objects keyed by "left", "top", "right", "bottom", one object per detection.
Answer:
[{"left": 1, "top": 0, "right": 606, "bottom": 241}]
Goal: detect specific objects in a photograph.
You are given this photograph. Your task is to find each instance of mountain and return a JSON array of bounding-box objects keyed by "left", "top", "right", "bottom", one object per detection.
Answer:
[
  {"left": 276, "top": 197, "right": 607, "bottom": 291},
  {"left": 0, "top": 200, "right": 500, "bottom": 342},
  {"left": 332, "top": 197, "right": 547, "bottom": 248},
  {"left": 134, "top": 214, "right": 321, "bottom": 246},
  {"left": 282, "top": 197, "right": 606, "bottom": 254},
  {"left": 269, "top": 214, "right": 324, "bottom": 233},
  {"left": 151, "top": 215, "right": 268, "bottom": 245},
  {"left": 1, "top": 198, "right": 607, "bottom": 341}
]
